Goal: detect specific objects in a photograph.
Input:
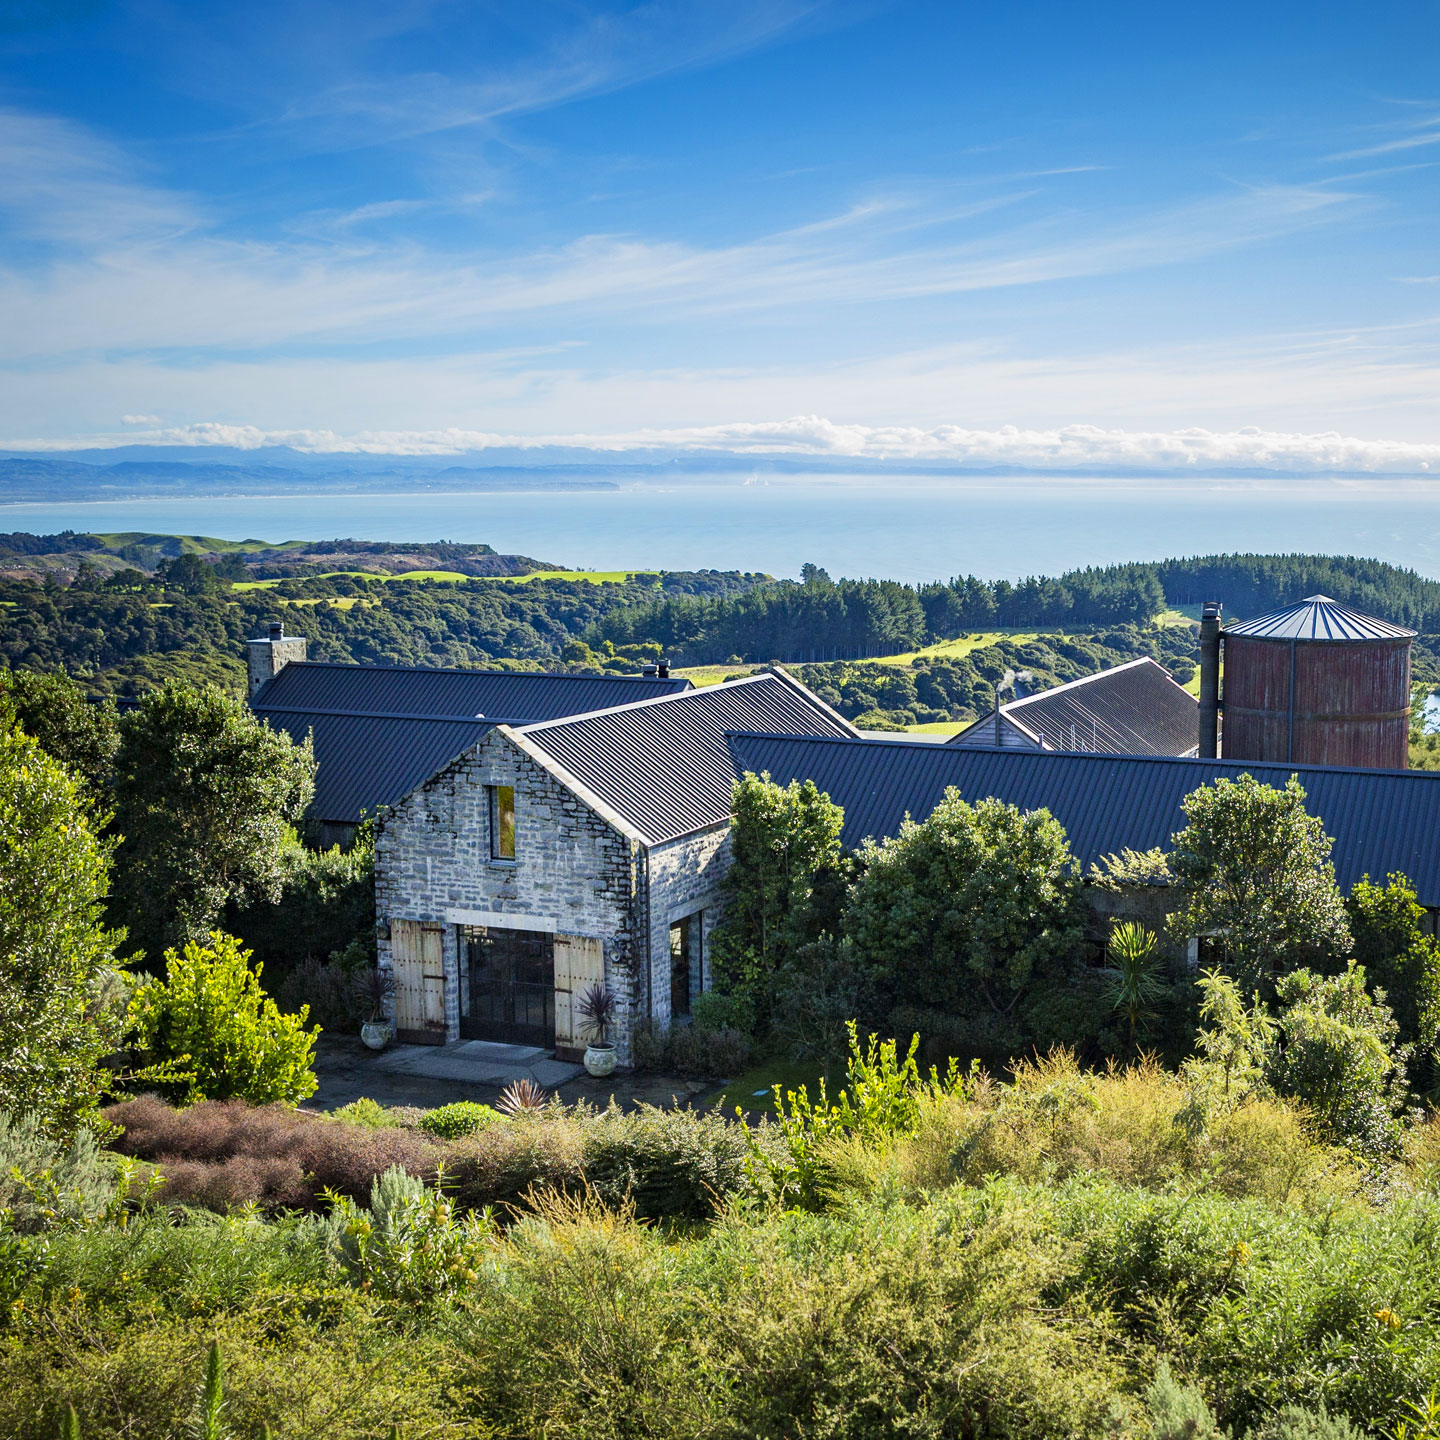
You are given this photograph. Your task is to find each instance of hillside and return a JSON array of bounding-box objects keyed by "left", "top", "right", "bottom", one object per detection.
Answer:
[
  {"left": 1, "top": 536, "right": 1438, "bottom": 706},
  {"left": 0, "top": 531, "right": 560, "bottom": 584}
]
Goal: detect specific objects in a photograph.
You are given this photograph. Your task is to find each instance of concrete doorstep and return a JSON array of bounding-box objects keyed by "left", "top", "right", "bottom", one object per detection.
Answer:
[{"left": 372, "top": 1039, "right": 584, "bottom": 1089}]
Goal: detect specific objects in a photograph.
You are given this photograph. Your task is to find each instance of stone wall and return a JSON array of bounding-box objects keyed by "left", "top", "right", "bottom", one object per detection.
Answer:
[
  {"left": 644, "top": 825, "right": 731, "bottom": 1027},
  {"left": 375, "top": 727, "right": 646, "bottom": 1059}
]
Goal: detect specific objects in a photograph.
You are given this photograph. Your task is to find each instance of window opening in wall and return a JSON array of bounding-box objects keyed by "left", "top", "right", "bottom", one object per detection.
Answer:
[
  {"left": 489, "top": 784, "right": 516, "bottom": 860},
  {"left": 669, "top": 913, "right": 701, "bottom": 1022},
  {"left": 460, "top": 925, "right": 553, "bottom": 1045}
]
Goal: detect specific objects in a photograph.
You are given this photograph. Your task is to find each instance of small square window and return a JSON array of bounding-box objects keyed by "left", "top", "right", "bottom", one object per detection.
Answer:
[{"left": 489, "top": 784, "right": 516, "bottom": 860}]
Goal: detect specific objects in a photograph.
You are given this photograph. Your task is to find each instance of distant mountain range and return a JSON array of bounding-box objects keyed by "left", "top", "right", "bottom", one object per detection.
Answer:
[
  {"left": 0, "top": 453, "right": 631, "bottom": 502},
  {"left": 5, "top": 444, "right": 1412, "bottom": 503}
]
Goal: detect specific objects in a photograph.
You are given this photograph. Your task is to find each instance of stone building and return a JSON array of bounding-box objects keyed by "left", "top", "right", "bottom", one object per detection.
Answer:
[
  {"left": 245, "top": 621, "right": 689, "bottom": 847},
  {"left": 373, "top": 671, "right": 856, "bottom": 1063}
]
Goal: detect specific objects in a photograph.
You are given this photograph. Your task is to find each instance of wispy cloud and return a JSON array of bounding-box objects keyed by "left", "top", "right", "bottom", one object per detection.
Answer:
[
  {"left": 257, "top": 0, "right": 830, "bottom": 152},
  {"left": 1327, "top": 112, "right": 1440, "bottom": 161},
  {"left": 0, "top": 109, "right": 201, "bottom": 249},
  {"left": 0, "top": 109, "right": 1363, "bottom": 362}
]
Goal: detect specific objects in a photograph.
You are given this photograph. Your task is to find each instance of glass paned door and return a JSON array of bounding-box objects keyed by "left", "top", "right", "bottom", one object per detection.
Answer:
[{"left": 461, "top": 926, "right": 554, "bottom": 1045}]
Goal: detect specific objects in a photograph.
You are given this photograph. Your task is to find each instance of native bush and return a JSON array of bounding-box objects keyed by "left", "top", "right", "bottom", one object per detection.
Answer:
[
  {"left": 273, "top": 956, "right": 366, "bottom": 1033},
  {"left": 580, "top": 1103, "right": 768, "bottom": 1222},
  {"left": 1168, "top": 773, "right": 1352, "bottom": 994},
  {"left": 444, "top": 1113, "right": 587, "bottom": 1213},
  {"left": 105, "top": 1095, "right": 442, "bottom": 1209},
  {"left": 109, "top": 681, "right": 315, "bottom": 958},
  {"left": 0, "top": 1110, "right": 155, "bottom": 1234},
  {"left": 707, "top": 773, "right": 845, "bottom": 1031},
  {"left": 921, "top": 1051, "right": 1357, "bottom": 1208},
  {"left": 327, "top": 1097, "right": 406, "bottom": 1130},
  {"left": 318, "top": 1166, "right": 496, "bottom": 1303},
  {"left": 126, "top": 932, "right": 320, "bottom": 1106},
  {"left": 419, "top": 1101, "right": 500, "bottom": 1139},
  {"left": 844, "top": 787, "right": 1085, "bottom": 1034},
  {"left": 0, "top": 727, "right": 123, "bottom": 1134}
]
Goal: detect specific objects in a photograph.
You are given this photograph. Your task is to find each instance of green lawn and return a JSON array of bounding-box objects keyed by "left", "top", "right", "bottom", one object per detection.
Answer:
[
  {"left": 713, "top": 1056, "right": 829, "bottom": 1117},
  {"left": 906, "top": 719, "right": 968, "bottom": 736}
]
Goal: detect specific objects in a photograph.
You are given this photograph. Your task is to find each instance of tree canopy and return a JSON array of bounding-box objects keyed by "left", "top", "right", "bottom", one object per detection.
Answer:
[
  {"left": 0, "top": 726, "right": 123, "bottom": 1133},
  {"left": 845, "top": 788, "right": 1084, "bottom": 1022},
  {"left": 110, "top": 682, "right": 316, "bottom": 959},
  {"left": 1168, "top": 774, "right": 1351, "bottom": 994}
]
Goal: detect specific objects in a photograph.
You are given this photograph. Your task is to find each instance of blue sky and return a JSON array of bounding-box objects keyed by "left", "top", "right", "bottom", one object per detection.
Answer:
[{"left": 2, "top": 0, "right": 1439, "bottom": 470}]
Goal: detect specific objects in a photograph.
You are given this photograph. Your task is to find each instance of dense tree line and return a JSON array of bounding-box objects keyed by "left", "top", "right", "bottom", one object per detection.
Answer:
[
  {"left": 590, "top": 571, "right": 929, "bottom": 664},
  {"left": 0, "top": 570, "right": 762, "bottom": 694},
  {"left": 589, "top": 553, "right": 1440, "bottom": 668},
  {"left": 1154, "top": 553, "right": 1440, "bottom": 628}
]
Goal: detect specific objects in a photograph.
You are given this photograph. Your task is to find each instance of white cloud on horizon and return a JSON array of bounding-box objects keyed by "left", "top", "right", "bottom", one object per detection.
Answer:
[{"left": 11, "top": 416, "right": 1440, "bottom": 476}]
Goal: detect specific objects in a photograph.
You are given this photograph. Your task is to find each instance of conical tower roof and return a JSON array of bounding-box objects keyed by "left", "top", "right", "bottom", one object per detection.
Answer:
[{"left": 1224, "top": 594, "right": 1415, "bottom": 642}]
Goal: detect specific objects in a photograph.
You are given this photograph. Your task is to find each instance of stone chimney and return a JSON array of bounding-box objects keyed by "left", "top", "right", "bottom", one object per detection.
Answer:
[{"left": 247, "top": 620, "right": 307, "bottom": 698}]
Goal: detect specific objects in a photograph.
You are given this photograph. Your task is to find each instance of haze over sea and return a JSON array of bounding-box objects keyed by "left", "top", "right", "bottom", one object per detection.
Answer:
[{"left": 4, "top": 477, "right": 1440, "bottom": 585}]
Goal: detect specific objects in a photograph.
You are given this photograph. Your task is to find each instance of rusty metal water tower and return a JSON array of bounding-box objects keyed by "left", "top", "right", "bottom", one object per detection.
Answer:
[{"left": 1198, "top": 595, "right": 1415, "bottom": 770}]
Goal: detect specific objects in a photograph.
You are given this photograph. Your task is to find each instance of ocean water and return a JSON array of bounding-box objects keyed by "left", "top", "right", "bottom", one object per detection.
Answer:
[{"left": 4, "top": 475, "right": 1440, "bottom": 583}]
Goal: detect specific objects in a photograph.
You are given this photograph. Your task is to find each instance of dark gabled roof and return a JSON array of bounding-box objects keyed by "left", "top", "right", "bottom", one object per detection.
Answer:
[
  {"left": 271, "top": 711, "right": 492, "bottom": 825},
  {"left": 251, "top": 660, "right": 690, "bottom": 719},
  {"left": 951, "top": 657, "right": 1198, "bottom": 756},
  {"left": 251, "top": 661, "right": 691, "bottom": 825},
  {"left": 725, "top": 732, "right": 1440, "bottom": 907},
  {"left": 516, "top": 671, "right": 858, "bottom": 845},
  {"left": 1224, "top": 594, "right": 1415, "bottom": 643}
]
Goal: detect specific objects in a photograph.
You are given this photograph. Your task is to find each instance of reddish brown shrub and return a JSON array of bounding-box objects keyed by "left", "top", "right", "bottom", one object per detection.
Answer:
[
  {"left": 151, "top": 1155, "right": 312, "bottom": 1210},
  {"left": 104, "top": 1095, "right": 444, "bottom": 1211},
  {"left": 445, "top": 1114, "right": 585, "bottom": 1213}
]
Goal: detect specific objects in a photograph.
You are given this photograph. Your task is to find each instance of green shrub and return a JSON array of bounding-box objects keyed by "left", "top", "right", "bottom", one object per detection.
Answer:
[
  {"left": 581, "top": 1103, "right": 765, "bottom": 1222},
  {"left": 1249, "top": 1405, "right": 1365, "bottom": 1439},
  {"left": 418, "top": 1101, "right": 500, "bottom": 1139},
  {"left": 631, "top": 1018, "right": 751, "bottom": 1077},
  {"left": 1147, "top": 1359, "right": 1225, "bottom": 1439},
  {"left": 444, "top": 1114, "right": 586, "bottom": 1212},
  {"left": 690, "top": 989, "right": 755, "bottom": 1035},
  {"left": 273, "top": 957, "right": 365, "bottom": 1034},
  {"left": 0, "top": 1111, "right": 154, "bottom": 1234},
  {"left": 127, "top": 932, "right": 319, "bottom": 1106},
  {"left": 318, "top": 1166, "right": 496, "bottom": 1303},
  {"left": 327, "top": 1097, "right": 403, "bottom": 1130}
]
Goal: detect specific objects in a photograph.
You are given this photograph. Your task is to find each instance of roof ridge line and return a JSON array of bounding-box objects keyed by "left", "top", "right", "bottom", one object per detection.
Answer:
[
  {"left": 261, "top": 659, "right": 690, "bottom": 684},
  {"left": 517, "top": 671, "right": 780, "bottom": 734},
  {"left": 722, "top": 730, "right": 1440, "bottom": 778}
]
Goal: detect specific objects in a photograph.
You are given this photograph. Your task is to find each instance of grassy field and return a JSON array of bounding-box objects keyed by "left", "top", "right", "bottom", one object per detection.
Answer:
[
  {"left": 673, "top": 663, "right": 762, "bottom": 687},
  {"left": 234, "top": 567, "right": 650, "bottom": 591}
]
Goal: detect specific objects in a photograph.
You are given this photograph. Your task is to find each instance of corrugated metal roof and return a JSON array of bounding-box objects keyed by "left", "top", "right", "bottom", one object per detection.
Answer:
[
  {"left": 951, "top": 657, "right": 1198, "bottom": 756},
  {"left": 252, "top": 662, "right": 690, "bottom": 825},
  {"left": 1224, "top": 595, "right": 1416, "bottom": 643},
  {"left": 252, "top": 661, "right": 690, "bottom": 718},
  {"left": 264, "top": 710, "right": 492, "bottom": 824},
  {"left": 518, "top": 672, "right": 857, "bottom": 844},
  {"left": 725, "top": 732, "right": 1440, "bottom": 907}
]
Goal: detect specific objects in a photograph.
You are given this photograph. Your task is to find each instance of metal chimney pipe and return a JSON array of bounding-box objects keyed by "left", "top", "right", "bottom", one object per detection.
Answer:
[{"left": 1199, "top": 601, "right": 1222, "bottom": 759}]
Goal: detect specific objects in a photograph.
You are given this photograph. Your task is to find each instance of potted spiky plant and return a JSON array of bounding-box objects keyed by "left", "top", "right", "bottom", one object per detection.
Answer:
[
  {"left": 576, "top": 983, "right": 618, "bottom": 1077},
  {"left": 356, "top": 967, "right": 396, "bottom": 1050}
]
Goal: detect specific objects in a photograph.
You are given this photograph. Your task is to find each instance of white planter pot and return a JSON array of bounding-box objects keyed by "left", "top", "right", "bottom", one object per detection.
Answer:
[
  {"left": 584, "top": 1043, "right": 617, "bottom": 1078},
  {"left": 360, "top": 1020, "right": 393, "bottom": 1051}
]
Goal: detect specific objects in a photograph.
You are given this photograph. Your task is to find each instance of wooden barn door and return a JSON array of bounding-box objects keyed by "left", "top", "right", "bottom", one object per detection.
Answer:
[
  {"left": 553, "top": 934, "right": 605, "bottom": 1058},
  {"left": 390, "top": 920, "right": 447, "bottom": 1045}
]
